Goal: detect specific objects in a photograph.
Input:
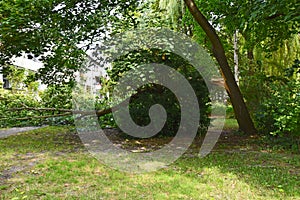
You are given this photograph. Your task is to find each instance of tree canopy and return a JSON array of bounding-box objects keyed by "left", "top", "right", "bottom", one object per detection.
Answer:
[
  {"left": 0, "top": 0, "right": 299, "bottom": 137},
  {"left": 0, "top": 0, "right": 139, "bottom": 85}
]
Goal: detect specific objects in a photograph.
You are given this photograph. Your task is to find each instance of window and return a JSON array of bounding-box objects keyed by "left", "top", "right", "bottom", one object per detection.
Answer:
[{"left": 3, "top": 77, "right": 11, "bottom": 89}]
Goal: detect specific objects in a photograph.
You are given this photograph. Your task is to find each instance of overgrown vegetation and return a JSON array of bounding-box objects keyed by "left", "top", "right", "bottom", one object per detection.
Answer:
[
  {"left": 0, "top": 67, "right": 74, "bottom": 127},
  {"left": 255, "top": 61, "right": 300, "bottom": 137},
  {"left": 1, "top": 1, "right": 300, "bottom": 199},
  {"left": 1, "top": 0, "right": 299, "bottom": 140},
  {"left": 105, "top": 49, "right": 211, "bottom": 136}
]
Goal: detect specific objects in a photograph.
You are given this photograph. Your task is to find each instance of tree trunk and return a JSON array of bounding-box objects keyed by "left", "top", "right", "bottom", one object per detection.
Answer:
[
  {"left": 184, "top": 0, "right": 257, "bottom": 134},
  {"left": 234, "top": 30, "right": 239, "bottom": 86}
]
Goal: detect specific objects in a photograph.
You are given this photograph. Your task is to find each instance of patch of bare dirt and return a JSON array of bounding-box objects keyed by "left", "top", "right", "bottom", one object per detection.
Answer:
[{"left": 0, "top": 153, "right": 46, "bottom": 186}]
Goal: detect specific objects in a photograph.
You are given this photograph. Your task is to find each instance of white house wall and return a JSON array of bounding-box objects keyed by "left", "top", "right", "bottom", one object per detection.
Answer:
[{"left": 12, "top": 56, "right": 43, "bottom": 72}]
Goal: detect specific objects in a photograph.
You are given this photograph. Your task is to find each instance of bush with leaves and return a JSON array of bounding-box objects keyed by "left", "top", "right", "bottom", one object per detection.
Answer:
[
  {"left": 40, "top": 84, "right": 74, "bottom": 125},
  {"left": 0, "top": 82, "right": 75, "bottom": 127},
  {"left": 0, "top": 66, "right": 43, "bottom": 127},
  {"left": 255, "top": 60, "right": 300, "bottom": 138},
  {"left": 104, "top": 49, "right": 210, "bottom": 137},
  {"left": 0, "top": 88, "right": 42, "bottom": 127},
  {"left": 0, "top": 65, "right": 75, "bottom": 127}
]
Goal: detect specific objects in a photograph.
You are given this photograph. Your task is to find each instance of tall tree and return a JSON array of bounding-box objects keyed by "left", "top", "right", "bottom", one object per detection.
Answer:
[
  {"left": 183, "top": 0, "right": 257, "bottom": 134},
  {"left": 191, "top": 0, "right": 299, "bottom": 115}
]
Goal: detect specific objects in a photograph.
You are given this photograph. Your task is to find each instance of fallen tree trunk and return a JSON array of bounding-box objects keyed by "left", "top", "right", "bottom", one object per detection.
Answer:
[
  {"left": 8, "top": 106, "right": 114, "bottom": 118},
  {"left": 6, "top": 87, "right": 146, "bottom": 121}
]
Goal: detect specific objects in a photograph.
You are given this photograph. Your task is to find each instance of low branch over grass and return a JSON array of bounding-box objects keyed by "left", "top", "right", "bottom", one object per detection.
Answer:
[
  {"left": 14, "top": 113, "right": 72, "bottom": 120},
  {"left": 4, "top": 79, "right": 226, "bottom": 121},
  {"left": 5, "top": 85, "right": 162, "bottom": 121},
  {"left": 7, "top": 106, "right": 114, "bottom": 118}
]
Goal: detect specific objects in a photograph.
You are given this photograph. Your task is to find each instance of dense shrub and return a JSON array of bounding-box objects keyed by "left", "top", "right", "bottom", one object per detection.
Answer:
[
  {"left": 0, "top": 89, "right": 42, "bottom": 127},
  {"left": 40, "top": 84, "right": 72, "bottom": 110},
  {"left": 255, "top": 80, "right": 299, "bottom": 136},
  {"left": 254, "top": 60, "right": 300, "bottom": 137},
  {"left": 105, "top": 49, "right": 211, "bottom": 137},
  {"left": 0, "top": 84, "right": 74, "bottom": 128}
]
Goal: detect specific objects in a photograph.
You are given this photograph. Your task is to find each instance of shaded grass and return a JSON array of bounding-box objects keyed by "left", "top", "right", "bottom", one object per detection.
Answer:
[{"left": 0, "top": 126, "right": 299, "bottom": 199}]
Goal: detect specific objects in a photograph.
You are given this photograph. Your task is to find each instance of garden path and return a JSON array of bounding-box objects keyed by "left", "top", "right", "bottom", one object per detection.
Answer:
[{"left": 0, "top": 127, "right": 44, "bottom": 138}]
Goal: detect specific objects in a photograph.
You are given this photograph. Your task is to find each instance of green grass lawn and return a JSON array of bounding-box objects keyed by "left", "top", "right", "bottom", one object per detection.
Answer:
[
  {"left": 210, "top": 118, "right": 239, "bottom": 131},
  {"left": 0, "top": 126, "right": 299, "bottom": 199}
]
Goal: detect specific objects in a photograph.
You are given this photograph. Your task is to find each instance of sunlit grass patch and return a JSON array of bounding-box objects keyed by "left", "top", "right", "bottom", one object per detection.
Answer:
[
  {"left": 210, "top": 118, "right": 239, "bottom": 131},
  {"left": 0, "top": 126, "right": 82, "bottom": 154},
  {"left": 0, "top": 126, "right": 299, "bottom": 199}
]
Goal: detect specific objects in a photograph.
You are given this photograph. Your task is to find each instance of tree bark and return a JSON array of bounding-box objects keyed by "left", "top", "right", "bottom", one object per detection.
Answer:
[
  {"left": 184, "top": 0, "right": 257, "bottom": 134},
  {"left": 234, "top": 30, "right": 239, "bottom": 86}
]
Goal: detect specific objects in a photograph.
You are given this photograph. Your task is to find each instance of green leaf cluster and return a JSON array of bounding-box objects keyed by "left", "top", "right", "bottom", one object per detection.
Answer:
[
  {"left": 255, "top": 60, "right": 300, "bottom": 137},
  {"left": 0, "top": 0, "right": 140, "bottom": 85},
  {"left": 104, "top": 48, "right": 211, "bottom": 137}
]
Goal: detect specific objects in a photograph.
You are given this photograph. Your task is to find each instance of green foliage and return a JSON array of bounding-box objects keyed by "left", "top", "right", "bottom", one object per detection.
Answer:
[
  {"left": 0, "top": 0, "right": 140, "bottom": 85},
  {"left": 1, "top": 65, "right": 39, "bottom": 92},
  {"left": 225, "top": 105, "right": 235, "bottom": 119},
  {"left": 0, "top": 83, "right": 74, "bottom": 128},
  {"left": 254, "top": 60, "right": 300, "bottom": 137},
  {"left": 190, "top": 0, "right": 299, "bottom": 52},
  {"left": 0, "top": 64, "right": 76, "bottom": 127},
  {"left": 158, "top": 0, "right": 185, "bottom": 30},
  {"left": 0, "top": 89, "right": 41, "bottom": 127},
  {"left": 0, "top": 66, "right": 43, "bottom": 127},
  {"left": 105, "top": 48, "right": 210, "bottom": 137},
  {"left": 40, "top": 84, "right": 72, "bottom": 110},
  {"left": 94, "top": 97, "right": 116, "bottom": 129},
  {"left": 41, "top": 84, "right": 74, "bottom": 125},
  {"left": 1, "top": 0, "right": 298, "bottom": 140}
]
